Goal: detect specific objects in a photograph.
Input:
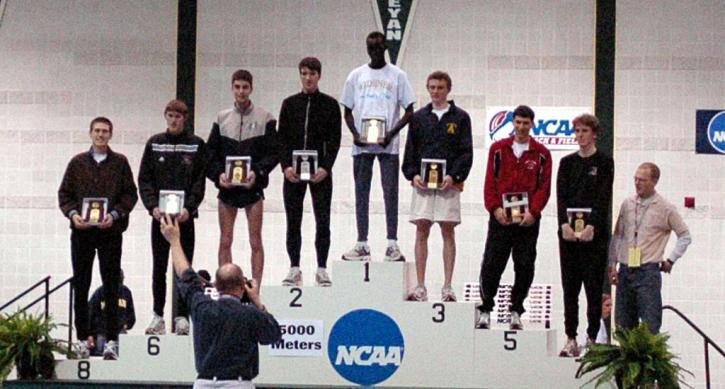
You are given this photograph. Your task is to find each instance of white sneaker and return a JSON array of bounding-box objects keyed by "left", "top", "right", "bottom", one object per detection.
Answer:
[
  {"left": 407, "top": 285, "right": 428, "bottom": 302},
  {"left": 441, "top": 286, "right": 457, "bottom": 302},
  {"left": 341, "top": 244, "right": 371, "bottom": 261},
  {"left": 145, "top": 314, "right": 166, "bottom": 335},
  {"left": 559, "top": 338, "right": 580, "bottom": 357},
  {"left": 383, "top": 243, "right": 405, "bottom": 262},
  {"left": 73, "top": 340, "right": 91, "bottom": 359},
  {"left": 315, "top": 268, "right": 332, "bottom": 287},
  {"left": 580, "top": 337, "right": 595, "bottom": 356},
  {"left": 102, "top": 340, "right": 118, "bottom": 360},
  {"left": 476, "top": 311, "right": 491, "bottom": 329},
  {"left": 510, "top": 311, "right": 523, "bottom": 330},
  {"left": 282, "top": 267, "right": 303, "bottom": 286},
  {"left": 174, "top": 317, "right": 190, "bottom": 335}
]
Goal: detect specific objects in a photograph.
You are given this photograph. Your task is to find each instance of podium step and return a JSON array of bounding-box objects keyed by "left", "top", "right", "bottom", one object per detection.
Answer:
[
  {"left": 331, "top": 260, "right": 410, "bottom": 301},
  {"left": 54, "top": 260, "right": 603, "bottom": 388}
]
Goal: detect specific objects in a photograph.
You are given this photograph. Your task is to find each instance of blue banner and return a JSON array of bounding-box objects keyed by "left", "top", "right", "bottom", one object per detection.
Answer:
[{"left": 696, "top": 110, "right": 725, "bottom": 154}]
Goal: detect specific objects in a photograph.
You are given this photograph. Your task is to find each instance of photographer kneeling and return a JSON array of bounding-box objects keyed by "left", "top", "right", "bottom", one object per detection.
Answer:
[{"left": 160, "top": 215, "right": 282, "bottom": 389}]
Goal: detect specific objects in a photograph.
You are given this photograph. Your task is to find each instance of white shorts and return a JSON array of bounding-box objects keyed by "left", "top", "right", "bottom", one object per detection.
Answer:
[{"left": 408, "top": 187, "right": 461, "bottom": 224}]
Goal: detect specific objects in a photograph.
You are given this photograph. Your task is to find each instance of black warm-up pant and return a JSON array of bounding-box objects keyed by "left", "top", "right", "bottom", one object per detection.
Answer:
[
  {"left": 283, "top": 176, "right": 332, "bottom": 268},
  {"left": 71, "top": 229, "right": 122, "bottom": 341},
  {"left": 151, "top": 218, "right": 195, "bottom": 318},
  {"left": 559, "top": 238, "right": 608, "bottom": 340},
  {"left": 478, "top": 217, "right": 541, "bottom": 314}
]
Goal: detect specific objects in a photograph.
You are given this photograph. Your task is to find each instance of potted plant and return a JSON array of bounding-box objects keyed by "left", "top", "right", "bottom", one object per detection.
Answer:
[
  {"left": 0, "top": 311, "right": 70, "bottom": 380},
  {"left": 576, "top": 323, "right": 692, "bottom": 388}
]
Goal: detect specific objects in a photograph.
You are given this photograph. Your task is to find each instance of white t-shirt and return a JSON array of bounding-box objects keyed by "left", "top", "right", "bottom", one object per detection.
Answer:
[
  {"left": 341, "top": 63, "right": 416, "bottom": 155},
  {"left": 512, "top": 140, "right": 529, "bottom": 159},
  {"left": 432, "top": 105, "right": 450, "bottom": 120},
  {"left": 93, "top": 151, "right": 107, "bottom": 163}
]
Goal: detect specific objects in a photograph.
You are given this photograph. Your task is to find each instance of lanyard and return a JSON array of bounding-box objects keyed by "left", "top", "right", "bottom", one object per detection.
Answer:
[{"left": 634, "top": 200, "right": 651, "bottom": 246}]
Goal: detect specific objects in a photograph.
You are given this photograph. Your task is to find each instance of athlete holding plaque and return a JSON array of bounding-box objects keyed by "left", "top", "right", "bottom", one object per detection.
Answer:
[
  {"left": 402, "top": 71, "right": 472, "bottom": 302},
  {"left": 58, "top": 117, "right": 138, "bottom": 359},
  {"left": 138, "top": 99, "right": 206, "bottom": 336},
  {"left": 340, "top": 31, "right": 416, "bottom": 262},
  {"left": 555, "top": 114, "right": 614, "bottom": 357},
  {"left": 477, "top": 105, "right": 551, "bottom": 330},
  {"left": 206, "top": 69, "right": 279, "bottom": 287},
  {"left": 278, "top": 57, "right": 341, "bottom": 287}
]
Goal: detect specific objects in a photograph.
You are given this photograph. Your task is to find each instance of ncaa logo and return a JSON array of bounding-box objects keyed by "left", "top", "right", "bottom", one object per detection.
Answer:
[
  {"left": 707, "top": 111, "right": 725, "bottom": 153},
  {"left": 327, "top": 309, "right": 405, "bottom": 386},
  {"left": 488, "top": 110, "right": 513, "bottom": 140}
]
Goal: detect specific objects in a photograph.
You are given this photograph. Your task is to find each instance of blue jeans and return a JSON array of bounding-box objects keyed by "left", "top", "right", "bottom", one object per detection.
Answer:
[
  {"left": 615, "top": 263, "right": 662, "bottom": 334},
  {"left": 353, "top": 153, "right": 399, "bottom": 242}
]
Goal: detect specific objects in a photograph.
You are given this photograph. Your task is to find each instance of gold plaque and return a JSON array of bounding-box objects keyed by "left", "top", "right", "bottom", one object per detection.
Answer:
[
  {"left": 89, "top": 202, "right": 101, "bottom": 224},
  {"left": 292, "top": 150, "right": 318, "bottom": 182},
  {"left": 421, "top": 158, "right": 447, "bottom": 190},
  {"left": 367, "top": 119, "right": 380, "bottom": 143},
  {"left": 510, "top": 196, "right": 522, "bottom": 223},
  {"left": 502, "top": 192, "right": 529, "bottom": 223},
  {"left": 427, "top": 164, "right": 439, "bottom": 189},
  {"left": 81, "top": 197, "right": 108, "bottom": 226},
  {"left": 566, "top": 208, "right": 592, "bottom": 239},
  {"left": 361, "top": 117, "right": 387, "bottom": 145},
  {"left": 231, "top": 161, "right": 246, "bottom": 184},
  {"left": 225, "top": 156, "right": 252, "bottom": 186},
  {"left": 159, "top": 190, "right": 185, "bottom": 216}
]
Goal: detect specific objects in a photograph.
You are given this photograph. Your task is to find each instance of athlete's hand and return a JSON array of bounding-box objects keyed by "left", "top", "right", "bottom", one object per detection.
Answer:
[
  {"left": 71, "top": 214, "right": 91, "bottom": 230},
  {"left": 284, "top": 167, "right": 300, "bottom": 183},
  {"left": 412, "top": 175, "right": 427, "bottom": 190},
  {"left": 519, "top": 212, "right": 536, "bottom": 227},
  {"left": 561, "top": 224, "right": 577, "bottom": 241},
  {"left": 494, "top": 207, "right": 510, "bottom": 225},
  {"left": 219, "top": 173, "right": 233, "bottom": 189}
]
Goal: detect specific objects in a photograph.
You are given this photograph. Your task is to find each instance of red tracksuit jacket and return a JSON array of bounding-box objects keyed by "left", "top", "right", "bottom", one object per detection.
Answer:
[{"left": 483, "top": 136, "right": 552, "bottom": 218}]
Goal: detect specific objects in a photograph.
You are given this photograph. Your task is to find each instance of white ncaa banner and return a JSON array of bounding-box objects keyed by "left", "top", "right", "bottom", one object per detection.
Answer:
[{"left": 485, "top": 106, "right": 592, "bottom": 150}]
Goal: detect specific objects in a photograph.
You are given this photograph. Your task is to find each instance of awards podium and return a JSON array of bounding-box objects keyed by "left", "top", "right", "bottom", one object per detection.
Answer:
[{"left": 55, "top": 260, "right": 600, "bottom": 388}]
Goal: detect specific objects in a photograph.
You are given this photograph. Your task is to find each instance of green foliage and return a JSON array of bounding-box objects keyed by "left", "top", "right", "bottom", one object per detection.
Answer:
[
  {"left": 0, "top": 311, "right": 69, "bottom": 380},
  {"left": 576, "top": 323, "right": 692, "bottom": 388}
]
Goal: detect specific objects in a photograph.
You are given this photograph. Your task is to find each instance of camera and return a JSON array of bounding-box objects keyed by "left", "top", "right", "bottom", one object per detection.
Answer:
[{"left": 239, "top": 276, "right": 254, "bottom": 304}]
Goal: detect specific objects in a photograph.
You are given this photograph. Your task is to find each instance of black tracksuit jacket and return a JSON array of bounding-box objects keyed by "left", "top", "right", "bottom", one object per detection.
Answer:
[
  {"left": 138, "top": 130, "right": 207, "bottom": 217},
  {"left": 278, "top": 90, "right": 341, "bottom": 172}
]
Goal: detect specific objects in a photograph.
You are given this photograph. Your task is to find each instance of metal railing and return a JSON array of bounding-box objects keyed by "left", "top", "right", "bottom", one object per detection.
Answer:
[
  {"left": 0, "top": 275, "right": 74, "bottom": 353},
  {"left": 663, "top": 305, "right": 724, "bottom": 389}
]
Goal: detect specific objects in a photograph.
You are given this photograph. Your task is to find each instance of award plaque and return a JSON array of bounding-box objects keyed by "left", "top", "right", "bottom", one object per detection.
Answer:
[
  {"left": 502, "top": 192, "right": 529, "bottom": 223},
  {"left": 225, "top": 156, "right": 252, "bottom": 186},
  {"left": 292, "top": 150, "right": 318, "bottom": 181},
  {"left": 159, "top": 190, "right": 185, "bottom": 216},
  {"left": 567, "top": 208, "right": 592, "bottom": 238},
  {"left": 421, "top": 158, "right": 447, "bottom": 189},
  {"left": 361, "top": 116, "right": 387, "bottom": 144},
  {"left": 81, "top": 197, "right": 108, "bottom": 226}
]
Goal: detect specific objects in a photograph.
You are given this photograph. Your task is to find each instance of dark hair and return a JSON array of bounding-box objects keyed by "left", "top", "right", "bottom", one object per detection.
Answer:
[
  {"left": 231, "top": 69, "right": 253, "bottom": 87},
  {"left": 426, "top": 71, "right": 452, "bottom": 90},
  {"left": 512, "top": 105, "right": 535, "bottom": 121},
  {"left": 366, "top": 31, "right": 386, "bottom": 43},
  {"left": 164, "top": 99, "right": 189, "bottom": 115},
  {"left": 639, "top": 162, "right": 661, "bottom": 181},
  {"left": 299, "top": 57, "right": 322, "bottom": 74},
  {"left": 572, "top": 113, "right": 601, "bottom": 135},
  {"left": 89, "top": 116, "right": 113, "bottom": 133}
]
